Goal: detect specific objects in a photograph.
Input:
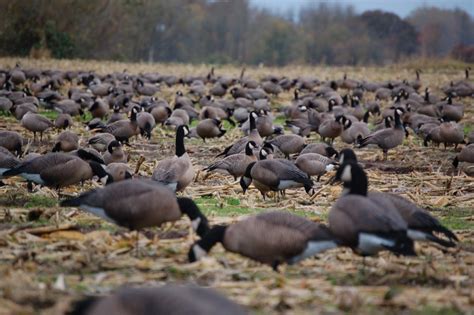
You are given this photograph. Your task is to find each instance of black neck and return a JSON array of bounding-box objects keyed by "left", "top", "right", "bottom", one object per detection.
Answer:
[
  {"left": 175, "top": 127, "right": 186, "bottom": 157},
  {"left": 130, "top": 109, "right": 137, "bottom": 122},
  {"left": 344, "top": 164, "right": 368, "bottom": 196},
  {"left": 249, "top": 113, "right": 256, "bottom": 131},
  {"left": 177, "top": 197, "right": 209, "bottom": 237},
  {"left": 363, "top": 111, "right": 370, "bottom": 123},
  {"left": 394, "top": 110, "right": 403, "bottom": 128},
  {"left": 196, "top": 225, "right": 227, "bottom": 252},
  {"left": 466, "top": 68, "right": 469, "bottom": 79}
]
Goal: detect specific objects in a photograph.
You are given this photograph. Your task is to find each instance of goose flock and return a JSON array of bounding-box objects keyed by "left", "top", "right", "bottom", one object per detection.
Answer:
[{"left": 0, "top": 62, "right": 473, "bottom": 313}]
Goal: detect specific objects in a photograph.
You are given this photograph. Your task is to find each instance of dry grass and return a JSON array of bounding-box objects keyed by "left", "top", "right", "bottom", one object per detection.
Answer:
[{"left": 0, "top": 57, "right": 473, "bottom": 315}]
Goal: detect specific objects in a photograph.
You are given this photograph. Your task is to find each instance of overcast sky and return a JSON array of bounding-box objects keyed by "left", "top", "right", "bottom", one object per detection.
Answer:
[{"left": 250, "top": 0, "right": 474, "bottom": 17}]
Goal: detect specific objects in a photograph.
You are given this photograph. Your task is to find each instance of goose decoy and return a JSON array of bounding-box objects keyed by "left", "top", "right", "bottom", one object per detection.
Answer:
[
  {"left": 453, "top": 144, "right": 474, "bottom": 169},
  {"left": 300, "top": 143, "right": 339, "bottom": 158},
  {"left": 204, "top": 141, "right": 257, "bottom": 180},
  {"left": 0, "top": 131, "right": 23, "bottom": 156},
  {"left": 189, "top": 211, "right": 338, "bottom": 270},
  {"left": 103, "top": 140, "right": 128, "bottom": 165},
  {"left": 3, "top": 151, "right": 110, "bottom": 193},
  {"left": 152, "top": 125, "right": 194, "bottom": 192},
  {"left": 89, "top": 99, "right": 109, "bottom": 119},
  {"left": 265, "top": 134, "right": 306, "bottom": 159},
  {"left": 329, "top": 161, "right": 416, "bottom": 257},
  {"left": 106, "top": 163, "right": 133, "bottom": 182},
  {"left": 216, "top": 111, "right": 262, "bottom": 157},
  {"left": 149, "top": 103, "right": 172, "bottom": 125},
  {"left": 60, "top": 179, "right": 209, "bottom": 238},
  {"left": 295, "top": 153, "right": 335, "bottom": 181},
  {"left": 439, "top": 121, "right": 464, "bottom": 149},
  {"left": 52, "top": 131, "right": 79, "bottom": 152},
  {"left": 165, "top": 108, "right": 190, "bottom": 128},
  {"left": 87, "top": 133, "right": 116, "bottom": 152},
  {"left": 340, "top": 118, "right": 370, "bottom": 144},
  {"left": 21, "top": 112, "right": 53, "bottom": 142},
  {"left": 240, "top": 159, "right": 313, "bottom": 199},
  {"left": 107, "top": 104, "right": 125, "bottom": 124},
  {"left": 318, "top": 115, "right": 344, "bottom": 144},
  {"left": 99, "top": 106, "right": 139, "bottom": 143},
  {"left": 358, "top": 109, "right": 405, "bottom": 160},
  {"left": 68, "top": 285, "right": 245, "bottom": 315},
  {"left": 339, "top": 149, "right": 458, "bottom": 248},
  {"left": 196, "top": 118, "right": 226, "bottom": 142}
]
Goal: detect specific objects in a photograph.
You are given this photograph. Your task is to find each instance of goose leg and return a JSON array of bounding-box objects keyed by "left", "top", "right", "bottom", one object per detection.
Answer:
[
  {"left": 383, "top": 150, "right": 388, "bottom": 161},
  {"left": 33, "top": 132, "right": 36, "bottom": 143}
]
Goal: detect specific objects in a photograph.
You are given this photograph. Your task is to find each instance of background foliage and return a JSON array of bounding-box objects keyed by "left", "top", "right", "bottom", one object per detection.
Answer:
[{"left": 0, "top": 0, "right": 473, "bottom": 65}]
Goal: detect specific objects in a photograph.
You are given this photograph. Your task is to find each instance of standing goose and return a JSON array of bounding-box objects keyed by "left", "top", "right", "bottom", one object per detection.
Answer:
[
  {"left": 439, "top": 121, "right": 464, "bottom": 149},
  {"left": 329, "top": 162, "right": 415, "bottom": 257},
  {"left": 60, "top": 179, "right": 209, "bottom": 238},
  {"left": 318, "top": 115, "right": 344, "bottom": 144},
  {"left": 216, "top": 112, "right": 262, "bottom": 157},
  {"left": 358, "top": 109, "right": 405, "bottom": 160},
  {"left": 52, "top": 131, "right": 79, "bottom": 152},
  {"left": 295, "top": 153, "right": 336, "bottom": 181},
  {"left": 196, "top": 118, "right": 226, "bottom": 142},
  {"left": 68, "top": 285, "right": 245, "bottom": 315},
  {"left": 453, "top": 144, "right": 474, "bottom": 169},
  {"left": 103, "top": 140, "right": 128, "bottom": 165},
  {"left": 265, "top": 134, "right": 306, "bottom": 159},
  {"left": 340, "top": 149, "right": 458, "bottom": 248},
  {"left": 240, "top": 159, "right": 313, "bottom": 199},
  {"left": 203, "top": 141, "right": 257, "bottom": 180},
  {"left": 3, "top": 151, "right": 110, "bottom": 192},
  {"left": 99, "top": 106, "right": 139, "bottom": 143},
  {"left": 152, "top": 125, "right": 194, "bottom": 192},
  {"left": 189, "top": 211, "right": 338, "bottom": 270},
  {"left": 137, "top": 111, "right": 156, "bottom": 140},
  {"left": 21, "top": 112, "right": 54, "bottom": 142},
  {"left": 0, "top": 131, "right": 23, "bottom": 156}
]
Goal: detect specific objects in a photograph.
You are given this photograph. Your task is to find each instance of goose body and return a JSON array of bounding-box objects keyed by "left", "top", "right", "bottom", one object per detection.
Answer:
[{"left": 204, "top": 141, "right": 257, "bottom": 180}]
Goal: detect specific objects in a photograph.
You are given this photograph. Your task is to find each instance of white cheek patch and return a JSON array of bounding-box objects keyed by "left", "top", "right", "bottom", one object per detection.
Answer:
[
  {"left": 100, "top": 175, "right": 109, "bottom": 185},
  {"left": 339, "top": 153, "right": 345, "bottom": 164},
  {"left": 325, "top": 164, "right": 335, "bottom": 172},
  {"left": 192, "top": 244, "right": 207, "bottom": 260},
  {"left": 340, "top": 165, "right": 352, "bottom": 182},
  {"left": 191, "top": 217, "right": 201, "bottom": 231}
]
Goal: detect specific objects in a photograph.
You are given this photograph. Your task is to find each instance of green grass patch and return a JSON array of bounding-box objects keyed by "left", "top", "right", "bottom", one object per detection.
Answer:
[
  {"left": 273, "top": 115, "right": 286, "bottom": 126},
  {"left": 413, "top": 305, "right": 463, "bottom": 315},
  {"left": 39, "top": 110, "right": 59, "bottom": 120},
  {"left": 435, "top": 207, "right": 473, "bottom": 231},
  {"left": 463, "top": 124, "right": 472, "bottom": 137},
  {"left": 24, "top": 195, "right": 57, "bottom": 208}
]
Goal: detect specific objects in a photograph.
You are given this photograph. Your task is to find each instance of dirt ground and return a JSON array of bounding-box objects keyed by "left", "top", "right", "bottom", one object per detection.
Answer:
[{"left": 0, "top": 58, "right": 473, "bottom": 314}]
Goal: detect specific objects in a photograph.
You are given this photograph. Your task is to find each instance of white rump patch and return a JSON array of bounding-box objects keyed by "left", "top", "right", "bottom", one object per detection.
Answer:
[
  {"left": 21, "top": 173, "right": 45, "bottom": 185},
  {"left": 288, "top": 241, "right": 338, "bottom": 264},
  {"left": 407, "top": 229, "right": 428, "bottom": 241},
  {"left": 325, "top": 164, "right": 335, "bottom": 172},
  {"left": 81, "top": 205, "right": 115, "bottom": 223},
  {"left": 358, "top": 233, "right": 395, "bottom": 255}
]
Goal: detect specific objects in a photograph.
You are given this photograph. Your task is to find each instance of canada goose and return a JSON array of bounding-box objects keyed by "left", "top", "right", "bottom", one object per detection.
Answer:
[
  {"left": 87, "top": 133, "right": 116, "bottom": 152},
  {"left": 340, "top": 118, "right": 370, "bottom": 144},
  {"left": 0, "top": 96, "right": 13, "bottom": 113},
  {"left": 453, "top": 144, "right": 474, "bottom": 168},
  {"left": 99, "top": 106, "right": 139, "bottom": 143},
  {"left": 439, "top": 103, "right": 464, "bottom": 122},
  {"left": 262, "top": 79, "right": 283, "bottom": 96},
  {"left": 3, "top": 151, "right": 110, "bottom": 192},
  {"left": 209, "top": 82, "right": 228, "bottom": 97},
  {"left": 329, "top": 162, "right": 416, "bottom": 257},
  {"left": 60, "top": 179, "right": 209, "bottom": 237},
  {"left": 0, "top": 148, "right": 20, "bottom": 185},
  {"left": 149, "top": 103, "right": 172, "bottom": 125},
  {"left": 152, "top": 125, "right": 194, "bottom": 192},
  {"left": 0, "top": 131, "right": 23, "bottom": 156},
  {"left": 196, "top": 118, "right": 226, "bottom": 142},
  {"left": 295, "top": 153, "right": 336, "bottom": 181},
  {"left": 340, "top": 149, "right": 458, "bottom": 248},
  {"left": 68, "top": 285, "right": 245, "bottom": 315},
  {"left": 240, "top": 160, "right": 313, "bottom": 199},
  {"left": 10, "top": 64, "right": 26, "bottom": 85},
  {"left": 241, "top": 110, "right": 280, "bottom": 137},
  {"left": 358, "top": 109, "right": 405, "bottom": 160},
  {"left": 165, "top": 108, "right": 190, "bottom": 128},
  {"left": 103, "top": 140, "right": 128, "bottom": 165},
  {"left": 136, "top": 111, "right": 156, "bottom": 139},
  {"left": 21, "top": 112, "right": 53, "bottom": 142},
  {"left": 204, "top": 141, "right": 257, "bottom": 180},
  {"left": 439, "top": 121, "right": 464, "bottom": 149},
  {"left": 300, "top": 143, "right": 339, "bottom": 158},
  {"left": 189, "top": 211, "right": 338, "bottom": 270},
  {"left": 52, "top": 131, "right": 79, "bottom": 152},
  {"left": 89, "top": 99, "right": 108, "bottom": 119},
  {"left": 106, "top": 163, "right": 133, "bottom": 182},
  {"left": 200, "top": 105, "right": 235, "bottom": 126},
  {"left": 266, "top": 134, "right": 306, "bottom": 158},
  {"left": 135, "top": 78, "right": 160, "bottom": 96},
  {"left": 107, "top": 104, "right": 124, "bottom": 124},
  {"left": 11, "top": 102, "right": 38, "bottom": 120},
  {"left": 318, "top": 115, "right": 344, "bottom": 144},
  {"left": 54, "top": 113, "right": 73, "bottom": 129},
  {"left": 216, "top": 111, "right": 262, "bottom": 157},
  {"left": 53, "top": 99, "right": 83, "bottom": 116}
]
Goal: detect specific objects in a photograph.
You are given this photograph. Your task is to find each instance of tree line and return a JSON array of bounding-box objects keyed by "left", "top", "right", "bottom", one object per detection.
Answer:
[{"left": 0, "top": 0, "right": 473, "bottom": 65}]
